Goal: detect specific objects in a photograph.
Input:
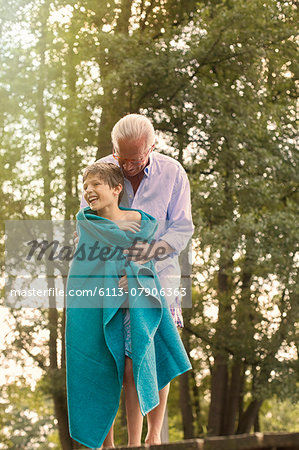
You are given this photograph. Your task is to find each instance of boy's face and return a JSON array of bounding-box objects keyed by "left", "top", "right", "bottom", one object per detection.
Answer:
[{"left": 83, "top": 174, "right": 121, "bottom": 211}]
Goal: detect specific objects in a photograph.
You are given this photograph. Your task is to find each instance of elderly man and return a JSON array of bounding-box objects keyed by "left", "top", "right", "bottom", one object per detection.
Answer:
[{"left": 80, "top": 113, "right": 194, "bottom": 448}]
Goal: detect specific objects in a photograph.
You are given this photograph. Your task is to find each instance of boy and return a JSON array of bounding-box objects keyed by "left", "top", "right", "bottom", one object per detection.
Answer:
[
  {"left": 83, "top": 162, "right": 143, "bottom": 448},
  {"left": 66, "top": 162, "right": 191, "bottom": 449}
]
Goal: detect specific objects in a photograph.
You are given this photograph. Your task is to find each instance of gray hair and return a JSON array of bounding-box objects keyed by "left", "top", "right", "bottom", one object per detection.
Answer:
[{"left": 111, "top": 114, "right": 155, "bottom": 150}]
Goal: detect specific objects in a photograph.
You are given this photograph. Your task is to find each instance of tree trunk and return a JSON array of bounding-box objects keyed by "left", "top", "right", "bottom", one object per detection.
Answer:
[
  {"left": 222, "top": 359, "right": 243, "bottom": 435},
  {"left": 52, "top": 390, "right": 76, "bottom": 450},
  {"left": 179, "top": 370, "right": 194, "bottom": 439},
  {"left": 191, "top": 368, "right": 201, "bottom": 436},
  {"left": 237, "top": 399, "right": 263, "bottom": 434},
  {"left": 96, "top": 102, "right": 120, "bottom": 159},
  {"left": 254, "top": 410, "right": 260, "bottom": 432},
  {"left": 207, "top": 353, "right": 228, "bottom": 436},
  {"left": 95, "top": 1, "right": 135, "bottom": 161},
  {"left": 64, "top": 42, "right": 78, "bottom": 220},
  {"left": 36, "top": 6, "right": 74, "bottom": 448},
  {"left": 207, "top": 256, "right": 232, "bottom": 436},
  {"left": 238, "top": 365, "right": 245, "bottom": 427},
  {"left": 95, "top": 84, "right": 136, "bottom": 161}
]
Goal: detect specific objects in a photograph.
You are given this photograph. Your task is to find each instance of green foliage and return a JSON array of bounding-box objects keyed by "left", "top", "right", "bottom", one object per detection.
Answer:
[
  {"left": 260, "top": 396, "right": 299, "bottom": 432},
  {"left": 0, "top": 377, "right": 59, "bottom": 449},
  {"left": 0, "top": 0, "right": 298, "bottom": 444}
]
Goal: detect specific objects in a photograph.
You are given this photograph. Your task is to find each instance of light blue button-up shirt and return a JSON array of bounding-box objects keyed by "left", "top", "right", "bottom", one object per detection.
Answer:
[{"left": 81, "top": 151, "right": 194, "bottom": 306}]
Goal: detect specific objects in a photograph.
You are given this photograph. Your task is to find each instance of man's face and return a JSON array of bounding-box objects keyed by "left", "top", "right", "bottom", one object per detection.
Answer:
[{"left": 115, "top": 137, "right": 152, "bottom": 177}]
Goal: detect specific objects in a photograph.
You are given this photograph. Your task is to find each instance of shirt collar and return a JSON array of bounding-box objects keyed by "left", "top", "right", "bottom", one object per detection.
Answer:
[{"left": 144, "top": 152, "right": 154, "bottom": 177}]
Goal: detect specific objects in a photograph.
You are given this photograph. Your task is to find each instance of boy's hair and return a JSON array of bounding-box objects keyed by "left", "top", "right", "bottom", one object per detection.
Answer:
[{"left": 83, "top": 162, "right": 124, "bottom": 205}]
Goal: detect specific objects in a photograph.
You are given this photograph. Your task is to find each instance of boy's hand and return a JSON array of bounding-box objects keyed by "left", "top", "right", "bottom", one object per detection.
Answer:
[
  {"left": 118, "top": 275, "right": 128, "bottom": 292},
  {"left": 117, "top": 221, "right": 140, "bottom": 233},
  {"left": 73, "top": 231, "right": 79, "bottom": 247}
]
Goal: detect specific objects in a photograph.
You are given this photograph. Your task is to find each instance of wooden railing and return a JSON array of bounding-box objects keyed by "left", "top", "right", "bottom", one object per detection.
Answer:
[{"left": 83, "top": 432, "right": 299, "bottom": 450}]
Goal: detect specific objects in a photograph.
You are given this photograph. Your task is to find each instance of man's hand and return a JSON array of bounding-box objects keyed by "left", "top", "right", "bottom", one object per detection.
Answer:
[
  {"left": 118, "top": 274, "right": 128, "bottom": 292},
  {"left": 123, "top": 240, "right": 174, "bottom": 265}
]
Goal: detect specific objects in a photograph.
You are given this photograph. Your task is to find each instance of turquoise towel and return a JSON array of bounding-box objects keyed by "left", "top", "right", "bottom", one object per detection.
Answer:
[{"left": 65, "top": 206, "right": 192, "bottom": 449}]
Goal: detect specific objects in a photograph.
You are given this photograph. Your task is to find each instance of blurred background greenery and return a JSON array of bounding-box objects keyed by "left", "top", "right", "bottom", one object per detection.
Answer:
[{"left": 0, "top": 0, "right": 298, "bottom": 448}]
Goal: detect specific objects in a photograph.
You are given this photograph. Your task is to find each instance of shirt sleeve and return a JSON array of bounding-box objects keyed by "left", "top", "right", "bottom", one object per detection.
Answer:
[
  {"left": 159, "top": 166, "right": 194, "bottom": 255},
  {"left": 80, "top": 193, "right": 88, "bottom": 209}
]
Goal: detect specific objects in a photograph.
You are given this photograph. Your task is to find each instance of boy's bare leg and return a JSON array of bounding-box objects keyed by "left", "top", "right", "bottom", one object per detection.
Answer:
[
  {"left": 123, "top": 356, "right": 144, "bottom": 446},
  {"left": 101, "top": 420, "right": 115, "bottom": 448},
  {"left": 96, "top": 420, "right": 114, "bottom": 449},
  {"left": 145, "top": 383, "right": 170, "bottom": 445}
]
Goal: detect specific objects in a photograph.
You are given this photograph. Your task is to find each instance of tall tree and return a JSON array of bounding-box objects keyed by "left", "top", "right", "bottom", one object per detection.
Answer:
[{"left": 1, "top": 0, "right": 297, "bottom": 447}]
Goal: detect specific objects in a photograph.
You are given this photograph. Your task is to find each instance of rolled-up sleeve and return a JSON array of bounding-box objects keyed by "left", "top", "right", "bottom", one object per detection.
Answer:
[
  {"left": 159, "top": 166, "right": 194, "bottom": 255},
  {"left": 80, "top": 195, "right": 88, "bottom": 209}
]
